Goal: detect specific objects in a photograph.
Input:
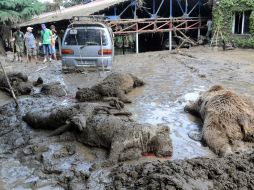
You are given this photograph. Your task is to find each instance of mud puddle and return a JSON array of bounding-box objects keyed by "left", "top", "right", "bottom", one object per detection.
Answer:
[{"left": 127, "top": 85, "right": 215, "bottom": 159}]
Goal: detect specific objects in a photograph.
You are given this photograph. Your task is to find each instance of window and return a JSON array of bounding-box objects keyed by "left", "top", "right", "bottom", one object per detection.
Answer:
[
  {"left": 232, "top": 11, "right": 251, "bottom": 34},
  {"left": 64, "top": 28, "right": 108, "bottom": 46}
]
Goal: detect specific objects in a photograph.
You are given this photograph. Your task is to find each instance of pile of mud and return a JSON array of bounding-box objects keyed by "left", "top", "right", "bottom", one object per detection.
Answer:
[{"left": 107, "top": 151, "right": 254, "bottom": 190}]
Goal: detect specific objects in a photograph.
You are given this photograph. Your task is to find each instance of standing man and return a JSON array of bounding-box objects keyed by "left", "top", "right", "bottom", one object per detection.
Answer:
[
  {"left": 24, "top": 27, "right": 38, "bottom": 63},
  {"left": 41, "top": 24, "right": 52, "bottom": 63},
  {"left": 50, "top": 25, "right": 58, "bottom": 60},
  {"left": 206, "top": 19, "right": 213, "bottom": 41},
  {"left": 13, "top": 26, "right": 25, "bottom": 62}
]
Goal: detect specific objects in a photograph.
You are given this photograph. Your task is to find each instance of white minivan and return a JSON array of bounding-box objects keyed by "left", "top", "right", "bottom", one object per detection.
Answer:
[{"left": 61, "top": 21, "right": 113, "bottom": 72}]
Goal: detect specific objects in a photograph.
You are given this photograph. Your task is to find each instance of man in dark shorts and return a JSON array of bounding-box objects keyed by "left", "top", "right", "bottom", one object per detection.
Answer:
[{"left": 13, "top": 26, "right": 25, "bottom": 62}]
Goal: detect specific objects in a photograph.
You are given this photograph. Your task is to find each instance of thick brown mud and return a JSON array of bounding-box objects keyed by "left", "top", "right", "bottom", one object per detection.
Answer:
[
  {"left": 107, "top": 151, "right": 254, "bottom": 190},
  {"left": 0, "top": 48, "right": 254, "bottom": 189},
  {"left": 0, "top": 96, "right": 109, "bottom": 189}
]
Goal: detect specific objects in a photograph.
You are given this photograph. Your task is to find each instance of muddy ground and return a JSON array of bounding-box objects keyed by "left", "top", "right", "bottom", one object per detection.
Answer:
[
  {"left": 0, "top": 47, "right": 254, "bottom": 189},
  {"left": 108, "top": 151, "right": 254, "bottom": 190}
]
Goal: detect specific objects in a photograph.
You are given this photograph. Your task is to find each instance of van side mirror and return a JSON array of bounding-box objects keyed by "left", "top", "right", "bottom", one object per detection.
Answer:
[{"left": 70, "top": 29, "right": 78, "bottom": 35}]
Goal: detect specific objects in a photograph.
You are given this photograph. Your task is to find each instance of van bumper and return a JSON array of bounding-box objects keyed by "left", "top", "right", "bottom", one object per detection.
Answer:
[{"left": 62, "top": 57, "right": 112, "bottom": 72}]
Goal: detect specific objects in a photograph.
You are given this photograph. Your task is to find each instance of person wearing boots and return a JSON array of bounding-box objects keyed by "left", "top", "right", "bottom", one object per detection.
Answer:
[{"left": 13, "top": 26, "right": 25, "bottom": 62}]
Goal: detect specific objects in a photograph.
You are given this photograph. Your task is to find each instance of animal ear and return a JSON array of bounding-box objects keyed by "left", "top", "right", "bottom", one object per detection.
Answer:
[
  {"left": 208, "top": 85, "right": 224, "bottom": 92},
  {"left": 222, "top": 91, "right": 234, "bottom": 99}
]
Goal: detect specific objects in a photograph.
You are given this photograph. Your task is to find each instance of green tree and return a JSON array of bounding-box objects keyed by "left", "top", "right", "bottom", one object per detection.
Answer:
[
  {"left": 45, "top": 0, "right": 92, "bottom": 10},
  {"left": 63, "top": 0, "right": 86, "bottom": 8},
  {"left": 44, "top": 0, "right": 63, "bottom": 12},
  {"left": 0, "top": 0, "right": 45, "bottom": 24},
  {"left": 0, "top": 0, "right": 45, "bottom": 54}
]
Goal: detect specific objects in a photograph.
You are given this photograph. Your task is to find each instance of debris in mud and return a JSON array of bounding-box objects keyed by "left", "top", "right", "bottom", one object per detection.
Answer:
[
  {"left": 0, "top": 71, "right": 66, "bottom": 98},
  {"left": 40, "top": 82, "right": 67, "bottom": 97},
  {"left": 185, "top": 85, "right": 254, "bottom": 156},
  {"left": 76, "top": 87, "right": 102, "bottom": 101},
  {"left": 107, "top": 151, "right": 254, "bottom": 190},
  {"left": 198, "top": 73, "right": 206, "bottom": 78},
  {"left": 33, "top": 77, "right": 44, "bottom": 86},
  {"left": 76, "top": 72, "right": 145, "bottom": 103},
  {"left": 222, "top": 40, "right": 236, "bottom": 51},
  {"left": 0, "top": 95, "right": 172, "bottom": 189},
  {"left": 0, "top": 48, "right": 253, "bottom": 189},
  {"left": 0, "top": 72, "right": 33, "bottom": 96},
  {"left": 0, "top": 97, "right": 93, "bottom": 189},
  {"left": 23, "top": 103, "right": 172, "bottom": 165},
  {"left": 105, "top": 97, "right": 125, "bottom": 110}
]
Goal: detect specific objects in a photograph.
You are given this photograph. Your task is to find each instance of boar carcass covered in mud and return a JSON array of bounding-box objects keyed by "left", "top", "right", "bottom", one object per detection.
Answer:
[
  {"left": 40, "top": 82, "right": 67, "bottom": 97},
  {"left": 23, "top": 103, "right": 172, "bottom": 163},
  {"left": 76, "top": 72, "right": 145, "bottom": 103},
  {"left": 185, "top": 85, "right": 254, "bottom": 156},
  {"left": 0, "top": 72, "right": 33, "bottom": 95}
]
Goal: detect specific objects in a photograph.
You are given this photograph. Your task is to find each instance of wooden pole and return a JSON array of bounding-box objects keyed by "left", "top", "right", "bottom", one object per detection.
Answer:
[
  {"left": 210, "top": 27, "right": 218, "bottom": 47},
  {"left": 169, "top": 30, "right": 172, "bottom": 50},
  {"left": 136, "top": 32, "right": 139, "bottom": 54},
  {"left": 0, "top": 60, "right": 19, "bottom": 107}
]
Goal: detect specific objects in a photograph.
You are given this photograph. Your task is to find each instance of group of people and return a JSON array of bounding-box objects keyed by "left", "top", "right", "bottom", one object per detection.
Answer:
[{"left": 12, "top": 24, "right": 58, "bottom": 63}]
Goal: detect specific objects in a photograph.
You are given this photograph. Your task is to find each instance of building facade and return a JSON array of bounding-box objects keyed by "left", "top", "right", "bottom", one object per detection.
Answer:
[{"left": 213, "top": 0, "right": 254, "bottom": 48}]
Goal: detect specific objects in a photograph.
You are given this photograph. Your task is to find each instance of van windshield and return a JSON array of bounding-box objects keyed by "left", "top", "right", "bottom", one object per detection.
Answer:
[{"left": 64, "top": 28, "right": 108, "bottom": 46}]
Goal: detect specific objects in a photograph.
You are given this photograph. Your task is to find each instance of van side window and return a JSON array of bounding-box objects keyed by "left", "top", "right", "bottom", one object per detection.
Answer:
[{"left": 64, "top": 28, "right": 108, "bottom": 46}]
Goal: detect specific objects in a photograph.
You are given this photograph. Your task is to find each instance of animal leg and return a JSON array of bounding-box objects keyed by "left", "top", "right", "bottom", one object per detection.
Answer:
[
  {"left": 203, "top": 125, "right": 232, "bottom": 156},
  {"left": 238, "top": 116, "right": 254, "bottom": 142},
  {"left": 118, "top": 148, "right": 142, "bottom": 162},
  {"left": 109, "top": 140, "right": 125, "bottom": 162},
  {"left": 116, "top": 89, "right": 132, "bottom": 103},
  {"left": 48, "top": 124, "right": 70, "bottom": 137}
]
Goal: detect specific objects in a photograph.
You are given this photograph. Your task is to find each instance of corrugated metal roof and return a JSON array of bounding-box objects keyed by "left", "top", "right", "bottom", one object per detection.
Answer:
[{"left": 20, "top": 0, "right": 130, "bottom": 27}]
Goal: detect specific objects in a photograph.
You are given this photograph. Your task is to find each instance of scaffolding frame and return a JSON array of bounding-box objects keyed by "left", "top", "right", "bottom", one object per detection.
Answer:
[
  {"left": 73, "top": 0, "right": 209, "bottom": 53},
  {"left": 108, "top": 17, "right": 206, "bottom": 35},
  {"left": 105, "top": 0, "right": 208, "bottom": 53}
]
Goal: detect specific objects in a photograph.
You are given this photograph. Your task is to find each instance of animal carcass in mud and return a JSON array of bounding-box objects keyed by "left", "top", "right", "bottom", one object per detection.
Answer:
[
  {"left": 0, "top": 72, "right": 33, "bottom": 95},
  {"left": 76, "top": 72, "right": 145, "bottom": 103},
  {"left": 184, "top": 85, "right": 254, "bottom": 156},
  {"left": 40, "top": 82, "right": 67, "bottom": 97},
  {"left": 23, "top": 103, "right": 172, "bottom": 164}
]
